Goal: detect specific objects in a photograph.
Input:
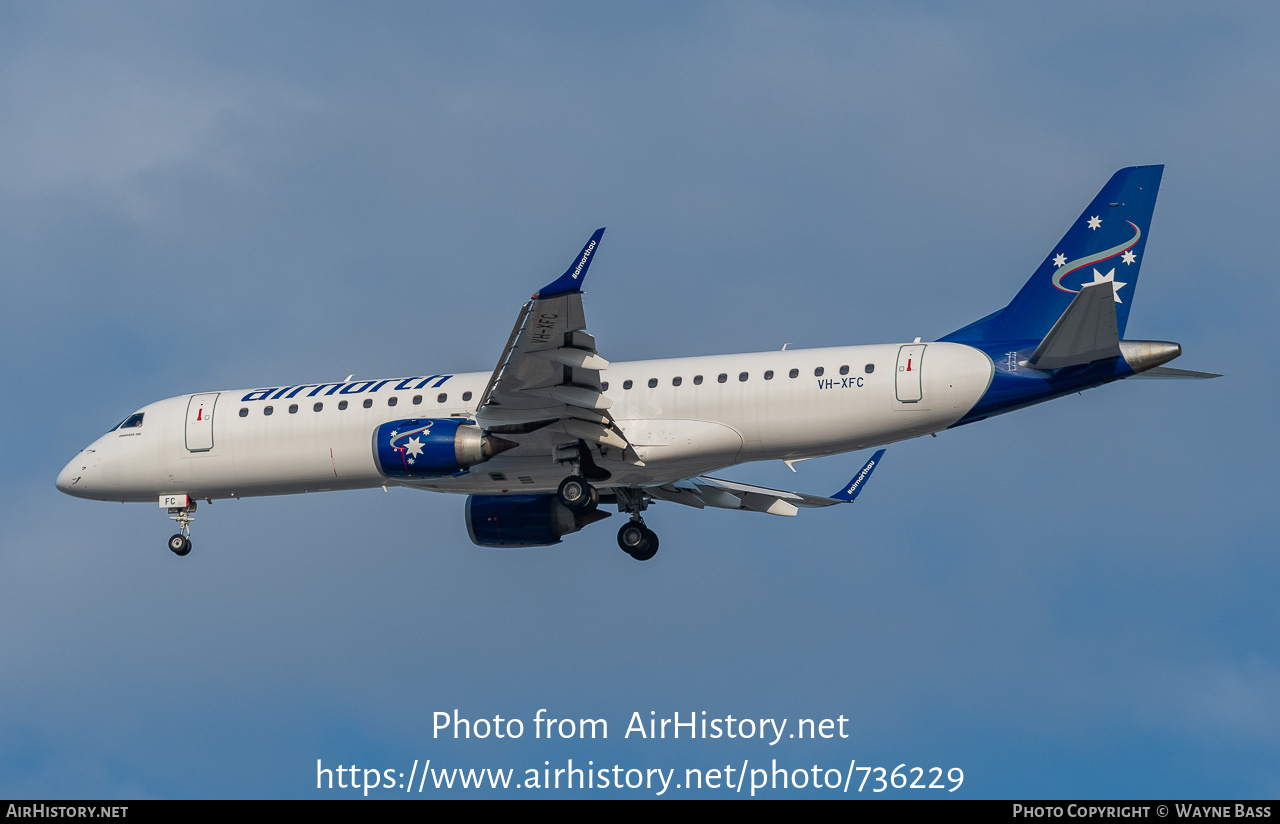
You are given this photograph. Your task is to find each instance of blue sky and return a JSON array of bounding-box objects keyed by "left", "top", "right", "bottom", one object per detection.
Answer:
[{"left": 2, "top": 1, "right": 1277, "bottom": 798}]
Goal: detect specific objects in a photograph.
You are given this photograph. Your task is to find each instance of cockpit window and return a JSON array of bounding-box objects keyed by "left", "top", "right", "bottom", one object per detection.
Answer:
[{"left": 112, "top": 413, "right": 144, "bottom": 432}]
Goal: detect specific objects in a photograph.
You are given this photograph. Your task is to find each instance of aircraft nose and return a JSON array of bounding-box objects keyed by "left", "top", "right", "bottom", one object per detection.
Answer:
[
  {"left": 56, "top": 452, "right": 94, "bottom": 497},
  {"left": 56, "top": 461, "right": 76, "bottom": 494}
]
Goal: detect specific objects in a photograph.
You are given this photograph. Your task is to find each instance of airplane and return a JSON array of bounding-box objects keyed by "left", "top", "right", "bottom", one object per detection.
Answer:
[{"left": 56, "top": 165, "right": 1217, "bottom": 561}]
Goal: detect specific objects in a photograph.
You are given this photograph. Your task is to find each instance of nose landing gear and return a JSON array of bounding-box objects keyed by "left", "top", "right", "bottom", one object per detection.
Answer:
[{"left": 166, "top": 500, "right": 195, "bottom": 556}]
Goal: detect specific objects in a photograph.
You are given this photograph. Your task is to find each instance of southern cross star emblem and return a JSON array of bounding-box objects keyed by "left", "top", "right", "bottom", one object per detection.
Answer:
[
  {"left": 405, "top": 437, "right": 425, "bottom": 457},
  {"left": 1087, "top": 216, "right": 1102, "bottom": 230},
  {"left": 1085, "top": 268, "right": 1127, "bottom": 303},
  {"left": 1121, "top": 250, "right": 1137, "bottom": 265},
  {"left": 1053, "top": 253, "right": 1067, "bottom": 267}
]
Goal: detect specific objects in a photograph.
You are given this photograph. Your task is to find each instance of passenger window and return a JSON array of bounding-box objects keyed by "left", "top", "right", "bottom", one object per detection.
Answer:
[
  {"left": 693, "top": 375, "right": 703, "bottom": 385},
  {"left": 601, "top": 382, "right": 610, "bottom": 391},
  {"left": 717, "top": 373, "right": 727, "bottom": 383},
  {"left": 789, "top": 368, "right": 799, "bottom": 378},
  {"left": 313, "top": 402, "right": 323, "bottom": 412},
  {"left": 289, "top": 404, "right": 298, "bottom": 414},
  {"left": 840, "top": 365, "right": 849, "bottom": 375},
  {"left": 462, "top": 391, "right": 473, "bottom": 402},
  {"left": 264, "top": 406, "right": 274, "bottom": 416},
  {"left": 412, "top": 395, "right": 421, "bottom": 405},
  {"left": 672, "top": 377, "right": 682, "bottom": 386},
  {"left": 739, "top": 372, "right": 748, "bottom": 382},
  {"left": 764, "top": 370, "right": 774, "bottom": 380},
  {"left": 238, "top": 408, "right": 248, "bottom": 418},
  {"left": 648, "top": 378, "right": 658, "bottom": 388},
  {"left": 437, "top": 393, "right": 447, "bottom": 403},
  {"left": 339, "top": 400, "right": 349, "bottom": 410},
  {"left": 624, "top": 380, "right": 633, "bottom": 390},
  {"left": 362, "top": 399, "right": 373, "bottom": 408},
  {"left": 388, "top": 397, "right": 398, "bottom": 407},
  {"left": 865, "top": 363, "right": 875, "bottom": 374}
]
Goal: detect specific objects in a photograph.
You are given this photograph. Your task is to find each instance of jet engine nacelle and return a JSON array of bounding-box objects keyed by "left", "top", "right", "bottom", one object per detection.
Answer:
[
  {"left": 373, "top": 418, "right": 515, "bottom": 479},
  {"left": 466, "top": 494, "right": 611, "bottom": 548}
]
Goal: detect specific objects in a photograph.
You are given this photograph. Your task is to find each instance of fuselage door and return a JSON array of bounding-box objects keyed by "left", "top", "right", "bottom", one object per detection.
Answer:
[
  {"left": 185, "top": 393, "right": 220, "bottom": 452},
  {"left": 895, "top": 344, "right": 926, "bottom": 403}
]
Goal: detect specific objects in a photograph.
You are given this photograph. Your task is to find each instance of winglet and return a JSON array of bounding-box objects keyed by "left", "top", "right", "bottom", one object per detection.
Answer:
[
  {"left": 829, "top": 449, "right": 886, "bottom": 502},
  {"left": 535, "top": 228, "right": 606, "bottom": 298}
]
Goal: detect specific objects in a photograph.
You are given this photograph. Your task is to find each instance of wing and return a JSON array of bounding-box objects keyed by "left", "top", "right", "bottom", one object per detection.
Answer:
[
  {"left": 645, "top": 450, "right": 887, "bottom": 516},
  {"left": 475, "top": 229, "right": 641, "bottom": 464}
]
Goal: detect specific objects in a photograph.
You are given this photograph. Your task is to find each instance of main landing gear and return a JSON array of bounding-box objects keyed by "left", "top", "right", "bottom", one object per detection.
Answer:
[
  {"left": 556, "top": 475, "right": 599, "bottom": 513},
  {"left": 613, "top": 487, "right": 658, "bottom": 562},
  {"left": 167, "top": 500, "right": 195, "bottom": 557},
  {"left": 617, "top": 520, "right": 659, "bottom": 562},
  {"left": 557, "top": 474, "right": 661, "bottom": 561},
  {"left": 555, "top": 439, "right": 610, "bottom": 514}
]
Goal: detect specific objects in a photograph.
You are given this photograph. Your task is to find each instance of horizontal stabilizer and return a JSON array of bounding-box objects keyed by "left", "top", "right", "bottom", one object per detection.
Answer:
[
  {"left": 1026, "top": 282, "right": 1120, "bottom": 370},
  {"left": 1128, "top": 366, "right": 1223, "bottom": 380}
]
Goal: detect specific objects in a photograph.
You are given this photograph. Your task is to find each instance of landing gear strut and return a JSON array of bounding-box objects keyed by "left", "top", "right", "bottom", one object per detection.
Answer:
[{"left": 167, "top": 501, "right": 195, "bottom": 556}]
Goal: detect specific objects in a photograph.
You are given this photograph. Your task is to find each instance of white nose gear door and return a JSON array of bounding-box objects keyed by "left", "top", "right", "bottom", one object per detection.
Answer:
[
  {"left": 895, "top": 345, "right": 926, "bottom": 403},
  {"left": 185, "top": 393, "right": 219, "bottom": 452}
]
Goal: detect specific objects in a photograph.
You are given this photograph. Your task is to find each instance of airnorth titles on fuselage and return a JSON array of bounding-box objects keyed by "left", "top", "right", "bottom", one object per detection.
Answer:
[{"left": 239, "top": 375, "right": 454, "bottom": 403}]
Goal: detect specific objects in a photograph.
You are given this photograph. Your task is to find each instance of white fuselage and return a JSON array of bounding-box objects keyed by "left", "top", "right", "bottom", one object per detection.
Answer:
[{"left": 57, "top": 342, "right": 994, "bottom": 503}]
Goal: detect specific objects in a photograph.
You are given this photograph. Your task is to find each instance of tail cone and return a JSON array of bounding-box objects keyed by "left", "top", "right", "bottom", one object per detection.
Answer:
[{"left": 1119, "top": 340, "right": 1182, "bottom": 374}]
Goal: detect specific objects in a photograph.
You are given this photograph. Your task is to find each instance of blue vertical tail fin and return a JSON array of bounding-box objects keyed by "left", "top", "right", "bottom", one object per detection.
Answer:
[{"left": 941, "top": 165, "right": 1164, "bottom": 344}]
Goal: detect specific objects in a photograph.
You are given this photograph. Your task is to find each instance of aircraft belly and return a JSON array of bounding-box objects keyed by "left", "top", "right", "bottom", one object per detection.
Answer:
[{"left": 407, "top": 454, "right": 740, "bottom": 494}]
